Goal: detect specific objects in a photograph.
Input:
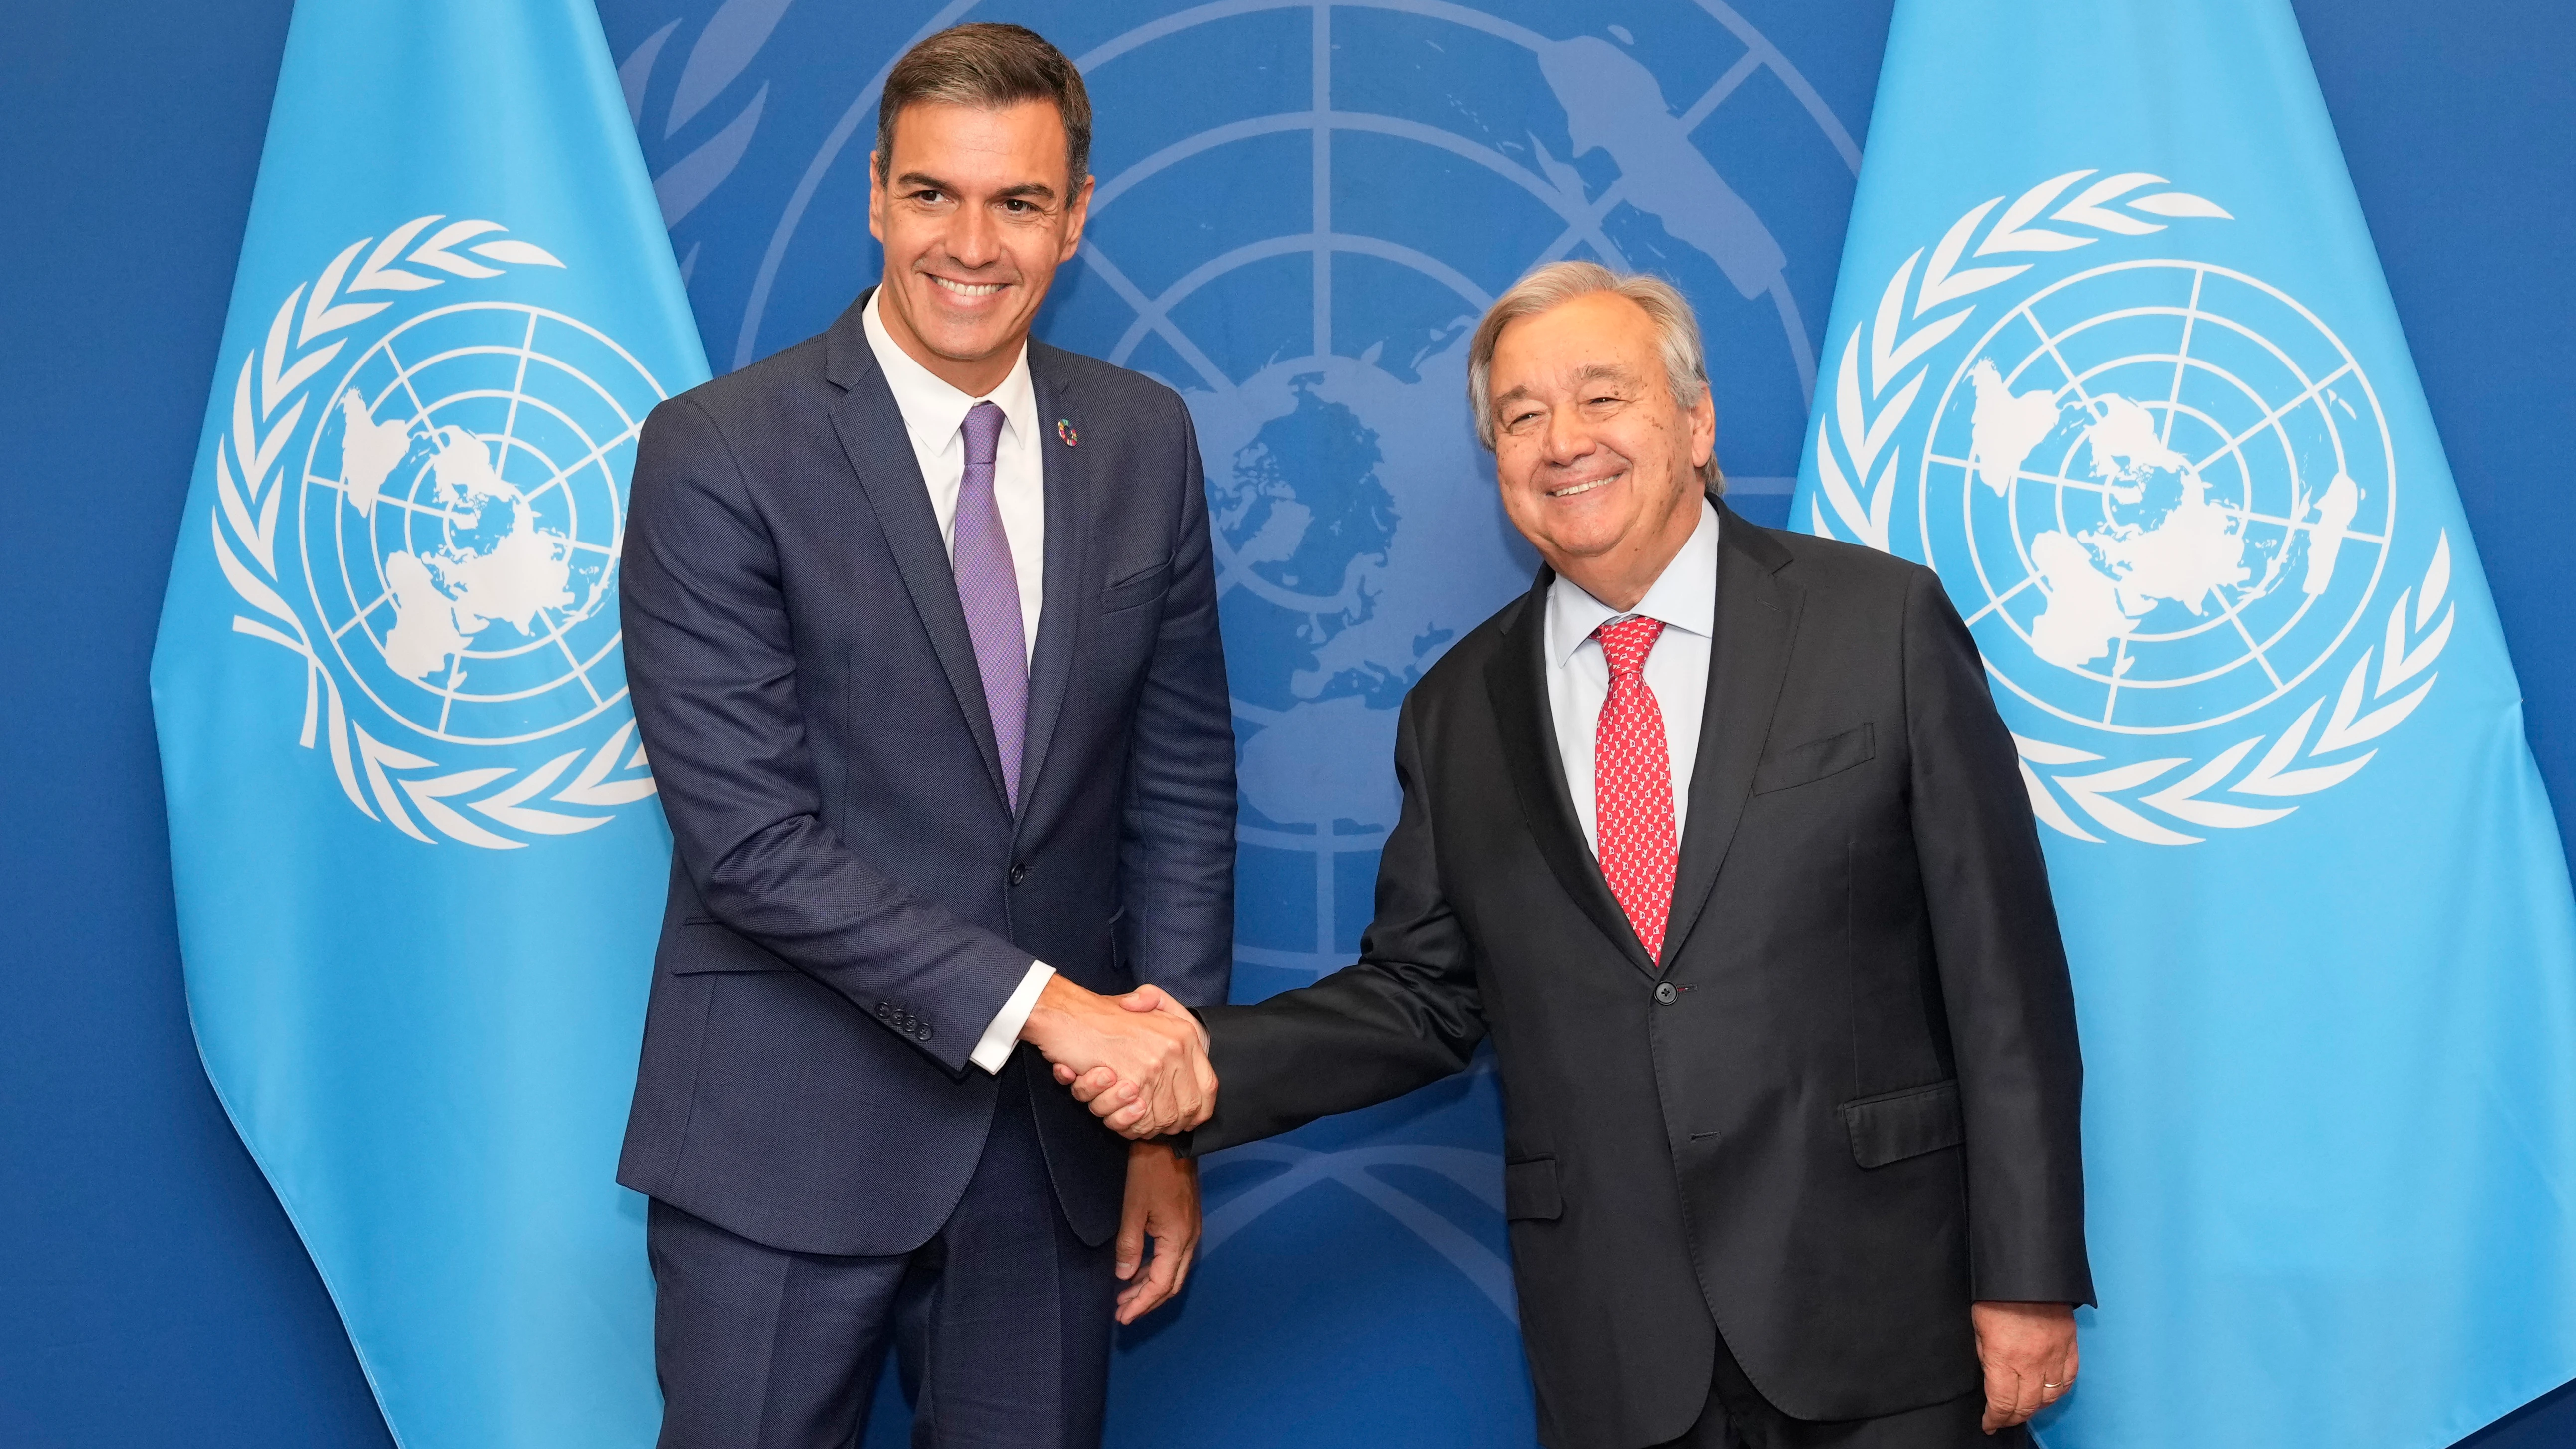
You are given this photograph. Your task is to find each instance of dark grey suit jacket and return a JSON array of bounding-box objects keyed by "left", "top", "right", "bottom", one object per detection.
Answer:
[
  {"left": 1186, "top": 500, "right": 2090, "bottom": 1449},
  {"left": 616, "top": 293, "right": 1235, "bottom": 1255}
]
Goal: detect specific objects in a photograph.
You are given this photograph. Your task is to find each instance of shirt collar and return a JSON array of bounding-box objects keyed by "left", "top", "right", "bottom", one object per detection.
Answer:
[
  {"left": 862, "top": 288, "right": 1038, "bottom": 458},
  {"left": 1546, "top": 497, "right": 1722, "bottom": 668}
]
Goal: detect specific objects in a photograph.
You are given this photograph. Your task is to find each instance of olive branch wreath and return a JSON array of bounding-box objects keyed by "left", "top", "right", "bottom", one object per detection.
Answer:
[
  {"left": 1805, "top": 171, "right": 2451, "bottom": 845},
  {"left": 207, "top": 214, "right": 657, "bottom": 850}
]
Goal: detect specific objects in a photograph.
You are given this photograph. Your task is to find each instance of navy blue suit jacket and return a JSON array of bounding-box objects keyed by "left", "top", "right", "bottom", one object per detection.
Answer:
[{"left": 616, "top": 293, "right": 1235, "bottom": 1255}]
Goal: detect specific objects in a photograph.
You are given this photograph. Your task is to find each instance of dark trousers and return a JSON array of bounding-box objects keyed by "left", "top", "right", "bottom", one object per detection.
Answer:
[
  {"left": 1654, "top": 1328, "right": 2025, "bottom": 1449},
  {"left": 647, "top": 1058, "right": 1118, "bottom": 1449}
]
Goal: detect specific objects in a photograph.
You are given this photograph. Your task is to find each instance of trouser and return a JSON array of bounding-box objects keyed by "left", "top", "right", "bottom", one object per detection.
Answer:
[
  {"left": 647, "top": 1058, "right": 1118, "bottom": 1449},
  {"left": 1653, "top": 1328, "right": 2028, "bottom": 1449}
]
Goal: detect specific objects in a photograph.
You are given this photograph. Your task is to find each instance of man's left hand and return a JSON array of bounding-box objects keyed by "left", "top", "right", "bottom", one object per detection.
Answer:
[
  {"left": 1971, "top": 1300, "right": 2078, "bottom": 1433},
  {"left": 1113, "top": 1140, "right": 1200, "bottom": 1324}
]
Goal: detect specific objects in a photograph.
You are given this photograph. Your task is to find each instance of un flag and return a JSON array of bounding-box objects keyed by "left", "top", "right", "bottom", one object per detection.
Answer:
[
  {"left": 1792, "top": 2, "right": 2576, "bottom": 1446},
  {"left": 149, "top": 0, "right": 704, "bottom": 1444}
]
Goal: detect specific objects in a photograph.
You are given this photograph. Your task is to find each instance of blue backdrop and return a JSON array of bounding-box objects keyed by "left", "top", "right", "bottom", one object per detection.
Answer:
[{"left": 3, "top": 2, "right": 2571, "bottom": 1446}]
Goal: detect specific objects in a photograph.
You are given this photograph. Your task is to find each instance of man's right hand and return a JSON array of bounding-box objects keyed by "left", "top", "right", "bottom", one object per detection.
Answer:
[
  {"left": 1020, "top": 977, "right": 1215, "bottom": 1137},
  {"left": 1050, "top": 986, "right": 1210, "bottom": 1139}
]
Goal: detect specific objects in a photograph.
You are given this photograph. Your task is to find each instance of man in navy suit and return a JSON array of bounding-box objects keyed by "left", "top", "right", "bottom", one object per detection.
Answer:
[{"left": 615, "top": 24, "right": 1235, "bottom": 1448}]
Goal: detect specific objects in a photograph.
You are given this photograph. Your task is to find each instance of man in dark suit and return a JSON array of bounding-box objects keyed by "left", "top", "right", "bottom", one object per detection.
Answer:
[
  {"left": 1077, "top": 263, "right": 2091, "bottom": 1448},
  {"left": 615, "top": 24, "right": 1232, "bottom": 1449}
]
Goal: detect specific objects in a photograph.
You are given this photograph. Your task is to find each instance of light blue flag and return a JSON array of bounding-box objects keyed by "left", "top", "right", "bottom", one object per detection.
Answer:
[
  {"left": 1791, "top": 3, "right": 2576, "bottom": 1446},
  {"left": 149, "top": 0, "right": 704, "bottom": 1443}
]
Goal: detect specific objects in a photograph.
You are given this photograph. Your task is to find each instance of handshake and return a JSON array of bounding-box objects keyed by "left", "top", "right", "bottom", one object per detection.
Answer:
[{"left": 1019, "top": 976, "right": 1216, "bottom": 1139}]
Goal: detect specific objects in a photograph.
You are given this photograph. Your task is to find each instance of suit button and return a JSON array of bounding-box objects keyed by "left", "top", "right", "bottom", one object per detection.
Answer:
[
  {"left": 876, "top": 1003, "right": 892, "bottom": 1020},
  {"left": 916, "top": 1024, "right": 933, "bottom": 1042},
  {"left": 1654, "top": 982, "right": 1678, "bottom": 1005},
  {"left": 1009, "top": 862, "right": 1029, "bottom": 886}
]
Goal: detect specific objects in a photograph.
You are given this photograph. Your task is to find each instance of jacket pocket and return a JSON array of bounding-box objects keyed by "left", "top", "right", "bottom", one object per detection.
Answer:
[
  {"left": 1100, "top": 558, "right": 1173, "bottom": 614},
  {"left": 1504, "top": 1156, "right": 1563, "bottom": 1221},
  {"left": 1753, "top": 722, "right": 1875, "bottom": 794},
  {"left": 661, "top": 918, "right": 795, "bottom": 975},
  {"left": 1839, "top": 1078, "right": 1964, "bottom": 1169}
]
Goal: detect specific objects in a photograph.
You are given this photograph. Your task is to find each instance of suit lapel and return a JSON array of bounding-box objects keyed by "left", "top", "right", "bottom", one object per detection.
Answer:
[
  {"left": 1015, "top": 352, "right": 1088, "bottom": 827},
  {"left": 1661, "top": 498, "right": 1802, "bottom": 968},
  {"left": 1485, "top": 572, "right": 1661, "bottom": 979},
  {"left": 824, "top": 295, "right": 1011, "bottom": 814}
]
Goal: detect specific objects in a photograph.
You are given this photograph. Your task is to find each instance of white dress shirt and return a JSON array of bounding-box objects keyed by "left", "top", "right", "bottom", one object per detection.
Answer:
[
  {"left": 1544, "top": 499, "right": 1721, "bottom": 854},
  {"left": 859, "top": 291, "right": 1053, "bottom": 1072},
  {"left": 862, "top": 290, "right": 1046, "bottom": 660}
]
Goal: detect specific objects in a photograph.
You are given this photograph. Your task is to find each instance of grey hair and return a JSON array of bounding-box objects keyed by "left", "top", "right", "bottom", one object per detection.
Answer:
[{"left": 1466, "top": 261, "right": 1723, "bottom": 492}]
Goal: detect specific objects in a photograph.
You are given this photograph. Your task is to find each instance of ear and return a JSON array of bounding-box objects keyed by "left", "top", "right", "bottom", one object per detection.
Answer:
[
  {"left": 1060, "top": 171, "right": 1097, "bottom": 262},
  {"left": 1688, "top": 385, "right": 1717, "bottom": 472},
  {"left": 866, "top": 151, "right": 886, "bottom": 243}
]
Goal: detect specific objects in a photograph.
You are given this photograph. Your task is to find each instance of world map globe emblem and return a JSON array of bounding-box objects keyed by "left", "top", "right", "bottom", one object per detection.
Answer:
[
  {"left": 1919, "top": 260, "right": 2395, "bottom": 736},
  {"left": 299, "top": 303, "right": 667, "bottom": 746},
  {"left": 1045, "top": 0, "right": 1861, "bottom": 976}
]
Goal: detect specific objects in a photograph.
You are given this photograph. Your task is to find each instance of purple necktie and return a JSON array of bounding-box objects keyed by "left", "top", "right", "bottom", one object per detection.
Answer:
[{"left": 952, "top": 400, "right": 1028, "bottom": 809}]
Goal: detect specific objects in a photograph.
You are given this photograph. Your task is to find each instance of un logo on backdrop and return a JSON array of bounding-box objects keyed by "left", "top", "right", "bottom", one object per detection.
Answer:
[
  {"left": 1809, "top": 171, "right": 2454, "bottom": 846},
  {"left": 209, "top": 217, "right": 663, "bottom": 848}
]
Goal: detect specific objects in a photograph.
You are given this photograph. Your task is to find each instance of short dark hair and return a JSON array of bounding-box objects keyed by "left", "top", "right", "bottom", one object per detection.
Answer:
[{"left": 875, "top": 23, "right": 1091, "bottom": 186}]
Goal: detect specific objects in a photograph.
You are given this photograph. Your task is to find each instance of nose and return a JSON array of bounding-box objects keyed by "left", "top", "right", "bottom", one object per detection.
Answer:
[
  {"left": 1539, "top": 404, "right": 1593, "bottom": 467},
  {"left": 946, "top": 200, "right": 1000, "bottom": 269}
]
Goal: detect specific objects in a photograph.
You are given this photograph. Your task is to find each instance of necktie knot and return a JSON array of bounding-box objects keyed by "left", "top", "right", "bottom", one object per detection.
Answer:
[
  {"left": 1594, "top": 615, "right": 1665, "bottom": 680},
  {"left": 962, "top": 399, "right": 1004, "bottom": 469}
]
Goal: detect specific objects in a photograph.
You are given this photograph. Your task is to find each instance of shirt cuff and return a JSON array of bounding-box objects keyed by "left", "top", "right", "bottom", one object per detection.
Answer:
[{"left": 970, "top": 960, "right": 1055, "bottom": 1074}]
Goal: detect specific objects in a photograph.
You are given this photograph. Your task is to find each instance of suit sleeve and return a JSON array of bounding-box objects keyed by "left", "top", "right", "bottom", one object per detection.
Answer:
[
  {"left": 620, "top": 394, "right": 1031, "bottom": 1076},
  {"left": 1185, "top": 692, "right": 1488, "bottom": 1154},
  {"left": 1902, "top": 565, "right": 2095, "bottom": 1306},
  {"left": 1117, "top": 398, "right": 1237, "bottom": 1010}
]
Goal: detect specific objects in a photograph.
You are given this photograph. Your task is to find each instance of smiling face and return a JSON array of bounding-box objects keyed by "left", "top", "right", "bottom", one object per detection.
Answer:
[
  {"left": 868, "top": 98, "right": 1093, "bottom": 396},
  {"left": 1487, "top": 290, "right": 1716, "bottom": 611}
]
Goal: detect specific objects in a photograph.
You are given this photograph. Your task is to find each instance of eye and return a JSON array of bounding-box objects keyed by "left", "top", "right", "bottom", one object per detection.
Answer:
[
  {"left": 1002, "top": 198, "right": 1033, "bottom": 214},
  {"left": 909, "top": 188, "right": 945, "bottom": 205}
]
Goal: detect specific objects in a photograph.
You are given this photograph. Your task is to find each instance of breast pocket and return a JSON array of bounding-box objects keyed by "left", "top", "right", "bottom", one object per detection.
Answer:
[
  {"left": 1753, "top": 722, "right": 1875, "bottom": 794},
  {"left": 1100, "top": 558, "right": 1172, "bottom": 615}
]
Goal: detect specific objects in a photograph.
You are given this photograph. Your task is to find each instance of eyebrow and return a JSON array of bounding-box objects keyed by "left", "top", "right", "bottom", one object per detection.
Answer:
[
  {"left": 1491, "top": 363, "right": 1640, "bottom": 411},
  {"left": 893, "top": 171, "right": 1059, "bottom": 204}
]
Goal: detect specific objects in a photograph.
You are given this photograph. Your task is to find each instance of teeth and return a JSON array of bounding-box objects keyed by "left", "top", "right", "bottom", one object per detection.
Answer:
[
  {"left": 932, "top": 277, "right": 1005, "bottom": 297},
  {"left": 1548, "top": 478, "right": 1611, "bottom": 498}
]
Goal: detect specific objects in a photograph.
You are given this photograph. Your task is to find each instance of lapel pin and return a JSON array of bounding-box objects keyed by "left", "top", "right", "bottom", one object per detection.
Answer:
[{"left": 1056, "top": 418, "right": 1078, "bottom": 447}]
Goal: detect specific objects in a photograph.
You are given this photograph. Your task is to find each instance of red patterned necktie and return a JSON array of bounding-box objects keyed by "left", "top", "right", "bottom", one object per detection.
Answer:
[{"left": 1592, "top": 615, "right": 1675, "bottom": 962}]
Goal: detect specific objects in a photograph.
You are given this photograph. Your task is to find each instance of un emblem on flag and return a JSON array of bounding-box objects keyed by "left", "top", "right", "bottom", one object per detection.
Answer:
[
  {"left": 208, "top": 217, "right": 665, "bottom": 848},
  {"left": 1809, "top": 172, "right": 2454, "bottom": 846}
]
